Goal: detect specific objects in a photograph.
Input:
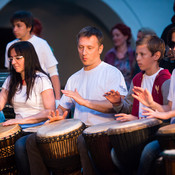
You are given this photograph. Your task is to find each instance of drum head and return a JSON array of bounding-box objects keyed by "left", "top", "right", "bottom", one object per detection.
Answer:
[
  {"left": 23, "top": 125, "right": 43, "bottom": 133},
  {"left": 157, "top": 124, "right": 175, "bottom": 134},
  {"left": 107, "top": 118, "right": 162, "bottom": 134},
  {"left": 0, "top": 123, "right": 21, "bottom": 139},
  {"left": 37, "top": 119, "right": 83, "bottom": 137},
  {"left": 83, "top": 120, "right": 120, "bottom": 135}
]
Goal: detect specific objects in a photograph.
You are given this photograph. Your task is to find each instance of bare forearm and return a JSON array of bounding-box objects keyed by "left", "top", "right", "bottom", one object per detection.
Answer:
[
  {"left": 19, "top": 109, "right": 51, "bottom": 124},
  {"left": 150, "top": 101, "right": 171, "bottom": 112},
  {"left": 82, "top": 99, "right": 115, "bottom": 113},
  {"left": 51, "top": 75, "right": 61, "bottom": 100}
]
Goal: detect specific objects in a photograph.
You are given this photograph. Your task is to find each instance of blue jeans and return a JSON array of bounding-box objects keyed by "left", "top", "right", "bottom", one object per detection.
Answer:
[
  {"left": 137, "top": 140, "right": 161, "bottom": 175},
  {"left": 15, "top": 134, "right": 31, "bottom": 175},
  {"left": 0, "top": 111, "right": 5, "bottom": 123}
]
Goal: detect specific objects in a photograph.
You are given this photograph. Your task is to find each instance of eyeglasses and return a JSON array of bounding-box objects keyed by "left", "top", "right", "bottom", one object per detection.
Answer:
[{"left": 8, "top": 56, "right": 24, "bottom": 62}]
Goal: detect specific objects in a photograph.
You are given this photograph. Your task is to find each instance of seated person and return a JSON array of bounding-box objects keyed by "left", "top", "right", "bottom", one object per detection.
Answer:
[
  {"left": 130, "top": 67, "right": 175, "bottom": 175},
  {"left": 104, "top": 35, "right": 171, "bottom": 175},
  {"left": 26, "top": 26, "right": 128, "bottom": 175},
  {"left": 2, "top": 41, "right": 55, "bottom": 175}
]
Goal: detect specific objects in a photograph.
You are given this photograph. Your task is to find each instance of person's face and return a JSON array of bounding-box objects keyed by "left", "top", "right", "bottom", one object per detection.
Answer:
[
  {"left": 77, "top": 35, "right": 103, "bottom": 70},
  {"left": 12, "top": 20, "right": 31, "bottom": 41},
  {"left": 10, "top": 48, "right": 25, "bottom": 76},
  {"left": 137, "top": 31, "right": 143, "bottom": 41},
  {"left": 112, "top": 28, "right": 128, "bottom": 47},
  {"left": 171, "top": 32, "right": 175, "bottom": 42},
  {"left": 136, "top": 44, "right": 158, "bottom": 74}
]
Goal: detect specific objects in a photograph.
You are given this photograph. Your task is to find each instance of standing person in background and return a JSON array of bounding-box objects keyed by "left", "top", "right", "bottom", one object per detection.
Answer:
[
  {"left": 4, "top": 11, "right": 61, "bottom": 106},
  {"left": 31, "top": 18, "right": 43, "bottom": 37},
  {"left": 104, "top": 23, "right": 136, "bottom": 90},
  {"left": 136, "top": 27, "right": 156, "bottom": 41}
]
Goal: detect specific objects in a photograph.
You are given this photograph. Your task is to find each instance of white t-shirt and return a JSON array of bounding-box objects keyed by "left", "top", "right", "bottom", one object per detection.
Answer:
[
  {"left": 60, "top": 61, "right": 128, "bottom": 126},
  {"left": 2, "top": 72, "right": 53, "bottom": 118},
  {"left": 168, "top": 69, "right": 175, "bottom": 123},
  {"left": 139, "top": 68, "right": 163, "bottom": 118},
  {"left": 5, "top": 35, "right": 58, "bottom": 73}
]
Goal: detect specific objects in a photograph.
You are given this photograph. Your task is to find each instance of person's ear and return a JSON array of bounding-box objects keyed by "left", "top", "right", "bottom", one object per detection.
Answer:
[
  {"left": 153, "top": 51, "right": 161, "bottom": 61},
  {"left": 99, "top": 44, "right": 104, "bottom": 54}
]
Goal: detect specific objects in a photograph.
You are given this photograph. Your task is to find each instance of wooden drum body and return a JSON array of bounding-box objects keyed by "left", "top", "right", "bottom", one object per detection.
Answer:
[
  {"left": 107, "top": 118, "right": 162, "bottom": 170},
  {"left": 0, "top": 124, "right": 22, "bottom": 174},
  {"left": 157, "top": 124, "right": 175, "bottom": 150},
  {"left": 82, "top": 121, "right": 120, "bottom": 175},
  {"left": 36, "top": 119, "right": 85, "bottom": 175}
]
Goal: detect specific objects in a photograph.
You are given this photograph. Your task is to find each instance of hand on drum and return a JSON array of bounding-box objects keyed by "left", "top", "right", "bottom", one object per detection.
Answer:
[
  {"left": 142, "top": 107, "right": 170, "bottom": 120},
  {"left": 115, "top": 113, "right": 138, "bottom": 122},
  {"left": 103, "top": 90, "right": 121, "bottom": 104},
  {"left": 132, "top": 86, "right": 154, "bottom": 107},
  {"left": 61, "top": 89, "right": 85, "bottom": 106},
  {"left": 45, "top": 109, "right": 68, "bottom": 124},
  {"left": 3, "top": 118, "right": 23, "bottom": 126}
]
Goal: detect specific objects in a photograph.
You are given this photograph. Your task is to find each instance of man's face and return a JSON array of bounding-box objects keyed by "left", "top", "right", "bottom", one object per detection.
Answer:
[
  {"left": 136, "top": 44, "right": 157, "bottom": 74},
  {"left": 77, "top": 35, "right": 103, "bottom": 70},
  {"left": 12, "top": 20, "right": 31, "bottom": 41}
]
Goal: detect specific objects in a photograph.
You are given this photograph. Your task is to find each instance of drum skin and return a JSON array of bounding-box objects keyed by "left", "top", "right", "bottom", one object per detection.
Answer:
[
  {"left": 107, "top": 118, "right": 163, "bottom": 170},
  {"left": 36, "top": 119, "right": 85, "bottom": 175},
  {"left": 0, "top": 124, "right": 22, "bottom": 174},
  {"left": 157, "top": 124, "right": 175, "bottom": 150},
  {"left": 82, "top": 121, "right": 121, "bottom": 175}
]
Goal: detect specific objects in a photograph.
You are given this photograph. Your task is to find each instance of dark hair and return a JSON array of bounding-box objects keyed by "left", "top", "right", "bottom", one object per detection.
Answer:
[
  {"left": 32, "top": 18, "right": 43, "bottom": 37},
  {"left": 7, "top": 41, "right": 48, "bottom": 104},
  {"left": 167, "top": 27, "right": 175, "bottom": 48},
  {"left": 136, "top": 35, "right": 165, "bottom": 61},
  {"left": 76, "top": 26, "right": 103, "bottom": 45},
  {"left": 10, "top": 11, "right": 34, "bottom": 32},
  {"left": 111, "top": 23, "right": 132, "bottom": 45}
]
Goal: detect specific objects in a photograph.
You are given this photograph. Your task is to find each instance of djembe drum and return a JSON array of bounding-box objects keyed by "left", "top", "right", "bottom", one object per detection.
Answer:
[
  {"left": 157, "top": 124, "right": 175, "bottom": 150},
  {"left": 157, "top": 124, "right": 175, "bottom": 175},
  {"left": 36, "top": 119, "right": 85, "bottom": 175},
  {"left": 107, "top": 118, "right": 162, "bottom": 171},
  {"left": 82, "top": 121, "right": 121, "bottom": 175},
  {"left": 22, "top": 123, "right": 44, "bottom": 135},
  {"left": 0, "top": 123, "right": 22, "bottom": 174}
]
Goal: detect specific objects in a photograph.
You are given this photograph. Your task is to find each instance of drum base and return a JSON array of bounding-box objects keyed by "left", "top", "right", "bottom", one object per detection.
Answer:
[{"left": 52, "top": 170, "right": 82, "bottom": 175}]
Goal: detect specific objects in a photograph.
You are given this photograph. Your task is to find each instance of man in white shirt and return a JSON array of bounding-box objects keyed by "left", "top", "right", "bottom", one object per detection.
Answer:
[
  {"left": 5, "top": 11, "right": 61, "bottom": 102},
  {"left": 26, "top": 26, "right": 128, "bottom": 175}
]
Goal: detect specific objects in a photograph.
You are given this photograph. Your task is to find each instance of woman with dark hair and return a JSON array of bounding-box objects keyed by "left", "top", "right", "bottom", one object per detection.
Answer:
[
  {"left": 1, "top": 41, "right": 55, "bottom": 175},
  {"left": 104, "top": 23, "right": 136, "bottom": 90}
]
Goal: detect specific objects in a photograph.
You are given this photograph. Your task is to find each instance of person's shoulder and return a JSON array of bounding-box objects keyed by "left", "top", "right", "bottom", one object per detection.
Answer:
[
  {"left": 68, "top": 68, "right": 83, "bottom": 79},
  {"left": 29, "top": 35, "right": 47, "bottom": 44},
  {"left": 101, "top": 61, "right": 119, "bottom": 71},
  {"left": 158, "top": 69, "right": 171, "bottom": 79},
  {"left": 6, "top": 39, "right": 18, "bottom": 48}
]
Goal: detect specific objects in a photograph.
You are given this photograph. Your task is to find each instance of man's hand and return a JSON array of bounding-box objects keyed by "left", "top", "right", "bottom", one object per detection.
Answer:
[
  {"left": 103, "top": 90, "right": 121, "bottom": 105},
  {"left": 45, "top": 109, "right": 68, "bottom": 124},
  {"left": 62, "top": 89, "right": 86, "bottom": 106}
]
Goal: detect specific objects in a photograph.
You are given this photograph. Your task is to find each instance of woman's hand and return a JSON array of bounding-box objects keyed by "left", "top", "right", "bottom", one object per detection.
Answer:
[{"left": 3, "top": 118, "right": 23, "bottom": 126}]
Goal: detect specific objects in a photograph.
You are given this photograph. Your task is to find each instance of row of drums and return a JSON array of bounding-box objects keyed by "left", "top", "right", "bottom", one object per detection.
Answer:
[{"left": 0, "top": 118, "right": 174, "bottom": 175}]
